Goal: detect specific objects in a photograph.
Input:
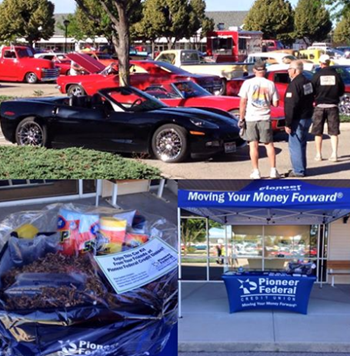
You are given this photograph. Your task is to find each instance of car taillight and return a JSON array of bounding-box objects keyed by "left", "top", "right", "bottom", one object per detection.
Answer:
[{"left": 4, "top": 111, "right": 15, "bottom": 116}]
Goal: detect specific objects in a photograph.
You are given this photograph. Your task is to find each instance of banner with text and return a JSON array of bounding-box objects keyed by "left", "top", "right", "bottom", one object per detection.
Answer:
[
  {"left": 178, "top": 181, "right": 350, "bottom": 209},
  {"left": 222, "top": 273, "right": 316, "bottom": 314}
]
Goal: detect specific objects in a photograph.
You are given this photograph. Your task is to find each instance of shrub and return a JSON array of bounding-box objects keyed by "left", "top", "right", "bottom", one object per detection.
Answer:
[{"left": 0, "top": 146, "right": 161, "bottom": 179}]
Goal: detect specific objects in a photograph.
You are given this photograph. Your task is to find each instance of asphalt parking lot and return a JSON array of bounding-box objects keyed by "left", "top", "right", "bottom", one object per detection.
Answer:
[
  {"left": 0, "top": 82, "right": 62, "bottom": 97},
  {"left": 141, "top": 127, "right": 350, "bottom": 179},
  {"left": 1, "top": 82, "right": 350, "bottom": 180}
]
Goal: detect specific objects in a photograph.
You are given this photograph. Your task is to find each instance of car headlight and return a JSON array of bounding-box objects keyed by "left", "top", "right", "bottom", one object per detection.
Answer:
[{"left": 190, "top": 118, "right": 219, "bottom": 129}]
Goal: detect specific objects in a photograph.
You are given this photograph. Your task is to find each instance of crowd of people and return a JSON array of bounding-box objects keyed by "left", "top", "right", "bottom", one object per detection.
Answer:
[{"left": 238, "top": 54, "right": 345, "bottom": 178}]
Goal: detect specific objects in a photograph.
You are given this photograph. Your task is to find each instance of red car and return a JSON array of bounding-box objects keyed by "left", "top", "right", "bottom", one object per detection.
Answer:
[
  {"left": 144, "top": 80, "right": 286, "bottom": 132},
  {"left": 34, "top": 52, "right": 71, "bottom": 76},
  {"left": 56, "top": 53, "right": 223, "bottom": 96},
  {"left": 226, "top": 69, "right": 314, "bottom": 101}
]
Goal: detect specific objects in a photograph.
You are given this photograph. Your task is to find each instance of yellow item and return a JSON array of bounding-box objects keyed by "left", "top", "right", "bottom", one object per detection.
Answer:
[
  {"left": 99, "top": 217, "right": 127, "bottom": 254},
  {"left": 15, "top": 224, "right": 39, "bottom": 239}
]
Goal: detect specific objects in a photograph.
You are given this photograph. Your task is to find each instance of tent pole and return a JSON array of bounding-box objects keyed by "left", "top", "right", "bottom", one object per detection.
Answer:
[
  {"left": 320, "top": 224, "right": 326, "bottom": 289},
  {"left": 206, "top": 217, "right": 210, "bottom": 282},
  {"left": 177, "top": 208, "right": 183, "bottom": 318},
  {"left": 224, "top": 225, "right": 229, "bottom": 272}
]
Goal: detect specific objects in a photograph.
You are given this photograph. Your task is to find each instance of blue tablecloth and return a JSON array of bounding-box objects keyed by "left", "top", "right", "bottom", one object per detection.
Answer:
[
  {"left": 222, "top": 272, "right": 316, "bottom": 314},
  {"left": 155, "top": 324, "right": 177, "bottom": 356}
]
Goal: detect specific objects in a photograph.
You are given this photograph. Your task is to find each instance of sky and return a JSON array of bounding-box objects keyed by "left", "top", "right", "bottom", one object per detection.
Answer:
[{"left": 52, "top": 0, "right": 300, "bottom": 14}]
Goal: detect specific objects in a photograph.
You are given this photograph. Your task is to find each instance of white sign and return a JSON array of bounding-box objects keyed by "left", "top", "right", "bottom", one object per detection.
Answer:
[{"left": 94, "top": 237, "right": 177, "bottom": 294}]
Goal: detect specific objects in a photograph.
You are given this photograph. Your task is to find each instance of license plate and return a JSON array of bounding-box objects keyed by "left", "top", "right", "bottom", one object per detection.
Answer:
[{"left": 224, "top": 142, "right": 236, "bottom": 153}]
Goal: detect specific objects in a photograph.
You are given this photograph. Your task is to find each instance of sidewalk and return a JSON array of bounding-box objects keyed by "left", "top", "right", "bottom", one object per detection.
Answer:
[{"left": 178, "top": 281, "right": 350, "bottom": 353}]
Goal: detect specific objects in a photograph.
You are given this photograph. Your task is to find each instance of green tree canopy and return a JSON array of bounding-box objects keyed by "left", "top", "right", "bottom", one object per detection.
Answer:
[
  {"left": 294, "top": 0, "right": 332, "bottom": 45},
  {"left": 333, "top": 11, "right": 350, "bottom": 44},
  {"left": 0, "top": 0, "right": 55, "bottom": 46},
  {"left": 74, "top": 0, "right": 142, "bottom": 86},
  {"left": 243, "top": 0, "right": 294, "bottom": 41},
  {"left": 134, "top": 0, "right": 213, "bottom": 50},
  {"left": 181, "top": 219, "right": 207, "bottom": 255},
  {"left": 57, "top": 14, "right": 86, "bottom": 42}
]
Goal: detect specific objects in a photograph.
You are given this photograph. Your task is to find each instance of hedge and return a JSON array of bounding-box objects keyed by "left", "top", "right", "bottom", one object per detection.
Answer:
[{"left": 0, "top": 146, "right": 161, "bottom": 179}]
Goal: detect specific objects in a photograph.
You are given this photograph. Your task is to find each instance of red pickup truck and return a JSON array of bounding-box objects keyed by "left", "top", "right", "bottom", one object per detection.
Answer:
[{"left": 0, "top": 46, "right": 59, "bottom": 83}]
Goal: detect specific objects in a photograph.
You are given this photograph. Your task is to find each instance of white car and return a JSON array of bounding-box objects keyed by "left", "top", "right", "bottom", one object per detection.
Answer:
[
  {"left": 245, "top": 52, "right": 315, "bottom": 71},
  {"left": 245, "top": 52, "right": 297, "bottom": 65}
]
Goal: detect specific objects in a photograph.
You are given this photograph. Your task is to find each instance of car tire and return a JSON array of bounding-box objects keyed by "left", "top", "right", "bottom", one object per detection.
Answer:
[
  {"left": 217, "top": 78, "right": 226, "bottom": 95},
  {"left": 151, "top": 124, "right": 189, "bottom": 163},
  {"left": 339, "top": 95, "right": 350, "bottom": 116},
  {"left": 15, "top": 117, "right": 48, "bottom": 147},
  {"left": 67, "top": 84, "right": 85, "bottom": 96},
  {"left": 25, "top": 72, "right": 38, "bottom": 84}
]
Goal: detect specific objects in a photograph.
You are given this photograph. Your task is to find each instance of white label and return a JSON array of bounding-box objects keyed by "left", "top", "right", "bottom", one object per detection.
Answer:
[
  {"left": 303, "top": 83, "right": 313, "bottom": 95},
  {"left": 94, "top": 237, "right": 177, "bottom": 294},
  {"left": 320, "top": 76, "right": 336, "bottom": 86},
  {"left": 286, "top": 92, "right": 292, "bottom": 98}
]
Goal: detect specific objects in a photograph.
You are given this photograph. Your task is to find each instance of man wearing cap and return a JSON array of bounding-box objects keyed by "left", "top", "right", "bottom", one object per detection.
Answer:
[
  {"left": 311, "top": 54, "right": 345, "bottom": 162},
  {"left": 239, "top": 61, "right": 280, "bottom": 179},
  {"left": 284, "top": 60, "right": 314, "bottom": 177}
]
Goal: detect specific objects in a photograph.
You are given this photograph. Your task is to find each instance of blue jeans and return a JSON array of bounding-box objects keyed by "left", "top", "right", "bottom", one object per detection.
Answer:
[{"left": 288, "top": 118, "right": 312, "bottom": 175}]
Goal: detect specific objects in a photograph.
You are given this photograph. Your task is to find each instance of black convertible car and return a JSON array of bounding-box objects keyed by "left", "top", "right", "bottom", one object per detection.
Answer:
[{"left": 0, "top": 87, "right": 245, "bottom": 163}]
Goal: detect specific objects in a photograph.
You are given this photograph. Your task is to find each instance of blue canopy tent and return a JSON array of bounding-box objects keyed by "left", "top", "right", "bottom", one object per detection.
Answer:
[{"left": 177, "top": 180, "right": 350, "bottom": 317}]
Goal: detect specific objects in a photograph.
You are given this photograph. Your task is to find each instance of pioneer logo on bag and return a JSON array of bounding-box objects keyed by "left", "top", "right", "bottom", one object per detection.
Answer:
[{"left": 58, "top": 339, "right": 119, "bottom": 355}]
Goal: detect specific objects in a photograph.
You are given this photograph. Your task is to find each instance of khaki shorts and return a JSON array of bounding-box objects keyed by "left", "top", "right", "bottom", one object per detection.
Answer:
[
  {"left": 243, "top": 120, "right": 273, "bottom": 143},
  {"left": 311, "top": 106, "right": 340, "bottom": 136}
]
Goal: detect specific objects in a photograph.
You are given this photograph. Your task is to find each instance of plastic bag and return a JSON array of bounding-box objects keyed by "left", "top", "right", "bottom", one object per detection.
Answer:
[{"left": 0, "top": 203, "right": 178, "bottom": 356}]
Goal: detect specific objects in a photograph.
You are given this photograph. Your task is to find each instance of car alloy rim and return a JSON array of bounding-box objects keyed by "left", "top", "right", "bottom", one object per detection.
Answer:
[
  {"left": 155, "top": 128, "right": 182, "bottom": 161},
  {"left": 17, "top": 122, "right": 43, "bottom": 146},
  {"left": 71, "top": 86, "right": 83, "bottom": 96},
  {"left": 27, "top": 73, "right": 37, "bottom": 83}
]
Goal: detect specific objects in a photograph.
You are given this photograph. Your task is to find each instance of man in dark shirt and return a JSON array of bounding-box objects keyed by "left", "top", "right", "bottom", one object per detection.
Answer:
[
  {"left": 311, "top": 54, "right": 345, "bottom": 162},
  {"left": 284, "top": 60, "right": 314, "bottom": 177}
]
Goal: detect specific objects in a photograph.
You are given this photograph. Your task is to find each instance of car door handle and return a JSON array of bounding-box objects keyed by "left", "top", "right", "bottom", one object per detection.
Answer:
[{"left": 52, "top": 107, "right": 59, "bottom": 115}]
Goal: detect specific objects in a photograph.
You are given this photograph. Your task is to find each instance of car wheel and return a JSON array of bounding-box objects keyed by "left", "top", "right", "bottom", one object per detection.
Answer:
[
  {"left": 25, "top": 72, "right": 38, "bottom": 84},
  {"left": 67, "top": 84, "right": 85, "bottom": 96},
  {"left": 339, "top": 95, "right": 350, "bottom": 116},
  {"left": 15, "top": 117, "right": 48, "bottom": 147},
  {"left": 152, "top": 124, "right": 189, "bottom": 163},
  {"left": 217, "top": 78, "right": 226, "bottom": 95}
]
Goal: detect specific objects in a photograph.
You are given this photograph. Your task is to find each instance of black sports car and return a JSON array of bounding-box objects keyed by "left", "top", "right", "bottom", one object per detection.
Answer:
[{"left": 0, "top": 86, "right": 245, "bottom": 163}]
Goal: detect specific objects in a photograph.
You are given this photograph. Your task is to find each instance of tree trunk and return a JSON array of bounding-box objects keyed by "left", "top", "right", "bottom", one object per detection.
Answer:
[{"left": 115, "top": 2, "right": 130, "bottom": 86}]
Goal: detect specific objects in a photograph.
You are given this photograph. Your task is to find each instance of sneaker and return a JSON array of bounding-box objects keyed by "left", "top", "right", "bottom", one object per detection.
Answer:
[
  {"left": 270, "top": 168, "right": 280, "bottom": 179},
  {"left": 250, "top": 170, "right": 261, "bottom": 179},
  {"left": 329, "top": 155, "right": 338, "bottom": 162},
  {"left": 314, "top": 154, "right": 323, "bottom": 161}
]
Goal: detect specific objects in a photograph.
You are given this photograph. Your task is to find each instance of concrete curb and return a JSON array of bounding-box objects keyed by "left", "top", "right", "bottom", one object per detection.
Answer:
[{"left": 179, "top": 342, "right": 350, "bottom": 353}]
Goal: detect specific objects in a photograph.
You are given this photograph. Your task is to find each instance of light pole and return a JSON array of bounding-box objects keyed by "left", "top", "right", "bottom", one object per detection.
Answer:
[{"left": 63, "top": 19, "right": 70, "bottom": 53}]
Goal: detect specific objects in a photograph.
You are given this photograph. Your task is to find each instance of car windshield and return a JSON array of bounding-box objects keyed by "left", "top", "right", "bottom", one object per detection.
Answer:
[
  {"left": 17, "top": 48, "right": 34, "bottom": 58},
  {"left": 102, "top": 86, "right": 168, "bottom": 112},
  {"left": 97, "top": 53, "right": 113, "bottom": 59},
  {"left": 145, "top": 81, "right": 212, "bottom": 99},
  {"left": 334, "top": 67, "right": 350, "bottom": 84}
]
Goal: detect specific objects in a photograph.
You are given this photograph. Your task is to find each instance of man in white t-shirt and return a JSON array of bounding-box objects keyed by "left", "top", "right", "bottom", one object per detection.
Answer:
[{"left": 239, "top": 61, "right": 280, "bottom": 179}]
